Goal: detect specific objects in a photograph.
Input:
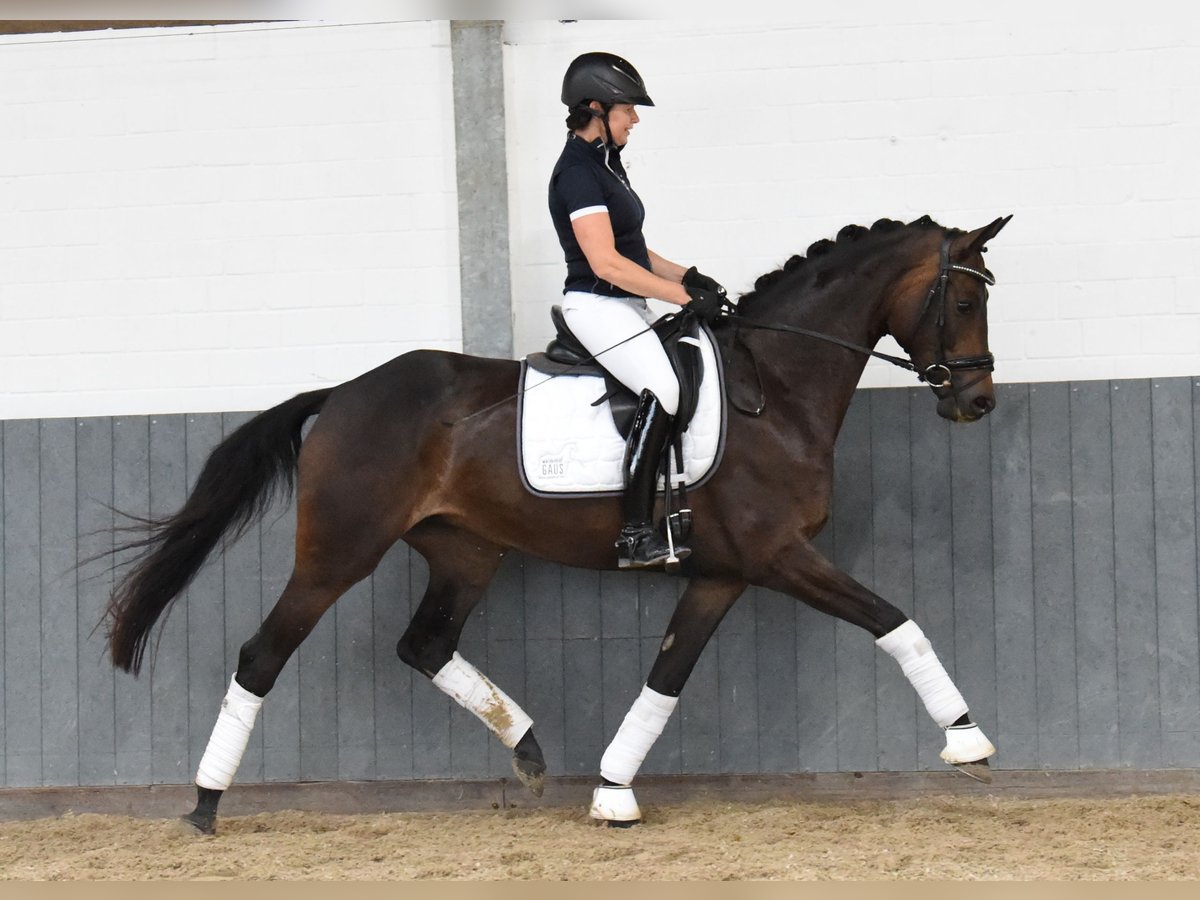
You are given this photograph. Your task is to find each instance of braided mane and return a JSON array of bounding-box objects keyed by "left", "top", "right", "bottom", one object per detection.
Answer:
[{"left": 736, "top": 215, "right": 962, "bottom": 314}]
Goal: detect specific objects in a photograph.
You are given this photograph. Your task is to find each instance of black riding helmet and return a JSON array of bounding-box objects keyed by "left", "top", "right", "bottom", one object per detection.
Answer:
[{"left": 561, "top": 51, "right": 655, "bottom": 109}]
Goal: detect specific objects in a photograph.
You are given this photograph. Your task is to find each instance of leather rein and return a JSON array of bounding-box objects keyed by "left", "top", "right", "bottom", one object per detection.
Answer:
[{"left": 728, "top": 235, "right": 995, "bottom": 393}]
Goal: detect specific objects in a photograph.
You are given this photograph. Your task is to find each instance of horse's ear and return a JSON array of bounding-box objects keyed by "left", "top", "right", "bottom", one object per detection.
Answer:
[{"left": 960, "top": 214, "right": 1013, "bottom": 254}]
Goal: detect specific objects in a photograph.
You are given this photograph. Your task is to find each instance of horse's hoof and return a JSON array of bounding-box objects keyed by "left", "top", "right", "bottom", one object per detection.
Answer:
[
  {"left": 511, "top": 754, "right": 545, "bottom": 798},
  {"left": 589, "top": 783, "right": 641, "bottom": 825},
  {"left": 177, "top": 812, "right": 216, "bottom": 837},
  {"left": 952, "top": 758, "right": 993, "bottom": 784},
  {"left": 512, "top": 730, "right": 546, "bottom": 798}
]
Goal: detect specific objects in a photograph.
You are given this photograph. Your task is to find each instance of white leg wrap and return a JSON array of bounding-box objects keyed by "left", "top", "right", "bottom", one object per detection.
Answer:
[
  {"left": 431, "top": 652, "right": 533, "bottom": 748},
  {"left": 195, "top": 675, "right": 264, "bottom": 791},
  {"left": 599, "top": 684, "right": 679, "bottom": 786},
  {"left": 876, "top": 620, "right": 969, "bottom": 728}
]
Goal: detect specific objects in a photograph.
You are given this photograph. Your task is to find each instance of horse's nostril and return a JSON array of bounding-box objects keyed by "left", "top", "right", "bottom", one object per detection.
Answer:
[{"left": 974, "top": 395, "right": 995, "bottom": 414}]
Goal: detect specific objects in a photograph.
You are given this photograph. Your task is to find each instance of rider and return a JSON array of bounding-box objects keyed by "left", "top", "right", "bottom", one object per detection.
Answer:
[{"left": 549, "top": 51, "right": 728, "bottom": 569}]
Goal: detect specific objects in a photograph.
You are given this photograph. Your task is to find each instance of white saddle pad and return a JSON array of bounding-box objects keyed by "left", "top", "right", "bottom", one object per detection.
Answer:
[{"left": 517, "top": 328, "right": 725, "bottom": 496}]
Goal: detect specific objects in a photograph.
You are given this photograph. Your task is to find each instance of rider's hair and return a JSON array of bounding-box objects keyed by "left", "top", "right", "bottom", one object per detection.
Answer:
[{"left": 566, "top": 102, "right": 604, "bottom": 132}]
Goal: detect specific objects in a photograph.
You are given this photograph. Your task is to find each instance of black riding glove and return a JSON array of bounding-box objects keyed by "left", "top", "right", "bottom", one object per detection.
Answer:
[
  {"left": 682, "top": 266, "right": 727, "bottom": 298},
  {"left": 684, "top": 284, "right": 728, "bottom": 323}
]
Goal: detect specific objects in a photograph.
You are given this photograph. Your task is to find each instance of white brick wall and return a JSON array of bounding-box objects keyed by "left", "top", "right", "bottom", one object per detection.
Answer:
[
  {"left": 3, "top": 15, "right": 1198, "bottom": 421},
  {"left": 1, "top": 21, "right": 460, "bottom": 419},
  {"left": 505, "top": 15, "right": 1200, "bottom": 387}
]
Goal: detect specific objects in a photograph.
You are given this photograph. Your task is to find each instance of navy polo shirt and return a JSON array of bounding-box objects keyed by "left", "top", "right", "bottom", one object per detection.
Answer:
[{"left": 548, "top": 134, "right": 651, "bottom": 297}]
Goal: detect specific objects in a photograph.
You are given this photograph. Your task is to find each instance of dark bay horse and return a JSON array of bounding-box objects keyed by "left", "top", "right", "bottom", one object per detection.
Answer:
[{"left": 104, "top": 214, "right": 1011, "bottom": 832}]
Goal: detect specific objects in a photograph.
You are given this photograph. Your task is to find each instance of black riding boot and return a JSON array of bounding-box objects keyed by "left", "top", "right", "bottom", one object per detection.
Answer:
[{"left": 616, "top": 390, "right": 691, "bottom": 569}]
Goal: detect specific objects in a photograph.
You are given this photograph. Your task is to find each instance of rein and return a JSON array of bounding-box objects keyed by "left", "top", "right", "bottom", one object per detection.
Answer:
[{"left": 728, "top": 234, "right": 995, "bottom": 393}]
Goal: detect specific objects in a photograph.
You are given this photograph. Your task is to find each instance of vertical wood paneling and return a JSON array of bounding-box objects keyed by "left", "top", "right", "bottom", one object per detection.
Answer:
[
  {"left": 4, "top": 377, "right": 1200, "bottom": 788},
  {"left": 562, "top": 567, "right": 603, "bottom": 774},
  {"left": 908, "top": 392, "right": 955, "bottom": 769},
  {"left": 259, "top": 491, "right": 300, "bottom": 782},
  {"left": 298, "top": 602, "right": 339, "bottom": 781},
  {"left": 483, "top": 552, "right": 525, "bottom": 778},
  {"left": 1111, "top": 380, "right": 1163, "bottom": 768},
  {"left": 148, "top": 414, "right": 189, "bottom": 784},
  {"left": 598, "top": 568, "right": 639, "bottom": 772},
  {"left": 949, "top": 397, "right": 997, "bottom": 750},
  {"left": 40, "top": 418, "right": 78, "bottom": 786},
  {"left": 372, "top": 542, "right": 414, "bottom": 781},
  {"left": 869, "top": 388, "right": 918, "bottom": 772},
  {"left": 1070, "top": 381, "right": 1120, "bottom": 767},
  {"left": 1151, "top": 380, "right": 1200, "bottom": 766},
  {"left": 716, "top": 578, "right": 757, "bottom": 774},
  {"left": 1030, "top": 383, "right": 1080, "bottom": 767},
  {"left": 990, "top": 383, "right": 1038, "bottom": 768},
  {"left": 219, "top": 411, "right": 268, "bottom": 783},
  {"left": 335, "top": 577, "right": 377, "bottom": 781},
  {"left": 184, "top": 414, "right": 226, "bottom": 784},
  {"left": 831, "top": 394, "right": 877, "bottom": 772},
  {"left": 755, "top": 587, "right": 799, "bottom": 773},
  {"left": 76, "top": 417, "right": 116, "bottom": 784},
  {"left": 112, "top": 417, "right": 152, "bottom": 783},
  {"left": 640, "top": 572, "right": 681, "bottom": 775},
  {"left": 4, "top": 420, "right": 41, "bottom": 786},
  {"left": 795, "top": 529, "right": 838, "bottom": 772},
  {"left": 524, "top": 556, "right": 565, "bottom": 776}
]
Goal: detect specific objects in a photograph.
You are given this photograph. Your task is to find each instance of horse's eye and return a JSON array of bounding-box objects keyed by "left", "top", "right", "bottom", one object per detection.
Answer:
[{"left": 956, "top": 300, "right": 973, "bottom": 314}]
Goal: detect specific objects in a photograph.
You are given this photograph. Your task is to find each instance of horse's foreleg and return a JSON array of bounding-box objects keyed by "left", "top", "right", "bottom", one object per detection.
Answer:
[
  {"left": 396, "top": 525, "right": 546, "bottom": 795},
  {"left": 591, "top": 577, "right": 745, "bottom": 825},
  {"left": 762, "top": 540, "right": 995, "bottom": 779}
]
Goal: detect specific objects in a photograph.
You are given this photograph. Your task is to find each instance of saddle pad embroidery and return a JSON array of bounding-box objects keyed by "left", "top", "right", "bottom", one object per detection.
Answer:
[{"left": 517, "top": 328, "right": 724, "bottom": 496}]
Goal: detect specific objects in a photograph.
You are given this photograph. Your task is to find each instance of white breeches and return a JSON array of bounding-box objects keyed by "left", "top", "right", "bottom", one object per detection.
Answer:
[{"left": 561, "top": 291, "right": 681, "bottom": 416}]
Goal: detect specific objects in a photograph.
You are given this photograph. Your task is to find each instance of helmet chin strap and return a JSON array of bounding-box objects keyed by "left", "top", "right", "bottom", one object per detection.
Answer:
[{"left": 581, "top": 102, "right": 615, "bottom": 149}]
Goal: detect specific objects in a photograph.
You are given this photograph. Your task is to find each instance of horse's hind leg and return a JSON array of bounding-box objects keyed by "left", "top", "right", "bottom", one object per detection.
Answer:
[
  {"left": 395, "top": 523, "right": 546, "bottom": 796},
  {"left": 182, "top": 513, "right": 397, "bottom": 835}
]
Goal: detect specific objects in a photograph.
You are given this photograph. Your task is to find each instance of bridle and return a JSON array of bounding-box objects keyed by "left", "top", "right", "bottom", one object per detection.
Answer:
[
  {"left": 727, "top": 234, "right": 995, "bottom": 396},
  {"left": 912, "top": 234, "right": 995, "bottom": 392}
]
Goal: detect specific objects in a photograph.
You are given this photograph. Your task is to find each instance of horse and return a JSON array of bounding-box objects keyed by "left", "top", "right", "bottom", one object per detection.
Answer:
[{"left": 103, "top": 213, "right": 1012, "bottom": 833}]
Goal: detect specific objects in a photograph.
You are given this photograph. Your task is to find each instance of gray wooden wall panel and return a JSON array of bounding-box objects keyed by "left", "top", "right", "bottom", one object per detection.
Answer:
[
  {"left": 3, "top": 377, "right": 1199, "bottom": 790},
  {"left": 950, "top": 401, "right": 997, "bottom": 753},
  {"left": 41, "top": 419, "right": 78, "bottom": 787},
  {"left": 832, "top": 396, "right": 878, "bottom": 773},
  {"left": 111, "top": 417, "right": 152, "bottom": 784},
  {"left": 185, "top": 414, "right": 226, "bottom": 784},
  {"left": 990, "top": 383, "right": 1038, "bottom": 768},
  {"left": 77, "top": 418, "right": 116, "bottom": 785},
  {"left": 1111, "top": 381, "right": 1163, "bottom": 767},
  {"left": 908, "top": 390, "right": 956, "bottom": 770},
  {"left": 871, "top": 389, "right": 918, "bottom": 773},
  {"left": 1030, "top": 383, "right": 1079, "bottom": 767},
  {"left": 5, "top": 419, "right": 41, "bottom": 786},
  {"left": 1151, "top": 379, "right": 1200, "bottom": 766},
  {"left": 1070, "top": 381, "right": 1120, "bottom": 768}
]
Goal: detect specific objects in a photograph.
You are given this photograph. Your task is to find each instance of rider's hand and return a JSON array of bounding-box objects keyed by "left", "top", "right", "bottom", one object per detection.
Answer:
[
  {"left": 684, "top": 284, "right": 728, "bottom": 323},
  {"left": 682, "top": 266, "right": 727, "bottom": 298}
]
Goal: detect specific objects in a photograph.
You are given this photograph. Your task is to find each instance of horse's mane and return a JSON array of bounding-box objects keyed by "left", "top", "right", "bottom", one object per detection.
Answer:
[{"left": 737, "top": 215, "right": 963, "bottom": 313}]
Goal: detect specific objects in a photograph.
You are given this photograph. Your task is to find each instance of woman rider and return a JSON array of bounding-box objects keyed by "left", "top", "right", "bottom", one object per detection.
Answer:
[{"left": 548, "top": 51, "right": 728, "bottom": 570}]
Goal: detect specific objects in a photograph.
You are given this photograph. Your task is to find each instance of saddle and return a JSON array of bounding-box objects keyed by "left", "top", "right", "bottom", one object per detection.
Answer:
[
  {"left": 525, "top": 305, "right": 707, "bottom": 440},
  {"left": 522, "top": 305, "right": 712, "bottom": 543}
]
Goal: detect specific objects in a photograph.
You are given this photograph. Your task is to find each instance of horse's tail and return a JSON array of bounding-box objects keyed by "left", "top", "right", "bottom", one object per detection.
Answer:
[{"left": 105, "top": 387, "right": 333, "bottom": 675}]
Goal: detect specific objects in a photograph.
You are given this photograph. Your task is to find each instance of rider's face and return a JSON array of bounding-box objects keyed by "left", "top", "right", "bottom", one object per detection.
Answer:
[{"left": 605, "top": 103, "right": 639, "bottom": 146}]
